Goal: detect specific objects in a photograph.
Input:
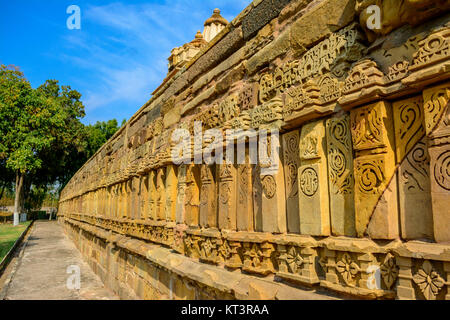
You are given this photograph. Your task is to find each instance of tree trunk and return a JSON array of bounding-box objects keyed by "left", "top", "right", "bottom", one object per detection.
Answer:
[
  {"left": 14, "top": 172, "right": 24, "bottom": 226},
  {"left": 0, "top": 181, "right": 6, "bottom": 200}
]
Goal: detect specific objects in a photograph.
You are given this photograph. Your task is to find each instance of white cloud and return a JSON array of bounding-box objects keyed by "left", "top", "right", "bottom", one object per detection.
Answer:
[{"left": 61, "top": 0, "right": 250, "bottom": 123}]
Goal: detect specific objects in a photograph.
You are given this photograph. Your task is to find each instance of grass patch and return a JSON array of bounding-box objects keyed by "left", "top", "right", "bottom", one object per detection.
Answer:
[{"left": 0, "top": 221, "right": 31, "bottom": 261}]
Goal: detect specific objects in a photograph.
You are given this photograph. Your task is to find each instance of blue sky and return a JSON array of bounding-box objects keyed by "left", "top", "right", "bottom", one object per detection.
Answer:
[{"left": 0, "top": 0, "right": 250, "bottom": 124}]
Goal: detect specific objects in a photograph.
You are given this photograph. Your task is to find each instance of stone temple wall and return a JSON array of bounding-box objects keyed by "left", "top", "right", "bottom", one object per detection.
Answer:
[{"left": 58, "top": 0, "right": 450, "bottom": 300}]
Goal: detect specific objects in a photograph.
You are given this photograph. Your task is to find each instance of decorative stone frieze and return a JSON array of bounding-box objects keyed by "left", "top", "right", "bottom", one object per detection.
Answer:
[{"left": 58, "top": 2, "right": 450, "bottom": 300}]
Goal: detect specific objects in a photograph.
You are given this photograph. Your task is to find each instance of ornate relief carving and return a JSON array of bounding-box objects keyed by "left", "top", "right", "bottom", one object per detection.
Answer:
[
  {"left": 413, "top": 260, "right": 445, "bottom": 300},
  {"left": 319, "top": 75, "right": 342, "bottom": 104},
  {"left": 411, "top": 27, "right": 450, "bottom": 69},
  {"left": 282, "top": 131, "right": 300, "bottom": 199},
  {"left": 354, "top": 158, "right": 385, "bottom": 195},
  {"left": 434, "top": 149, "right": 450, "bottom": 191},
  {"left": 261, "top": 175, "right": 276, "bottom": 199},
  {"left": 285, "top": 246, "right": 303, "bottom": 274},
  {"left": 238, "top": 83, "right": 257, "bottom": 111},
  {"left": 250, "top": 97, "right": 283, "bottom": 129},
  {"left": 300, "top": 167, "right": 318, "bottom": 196},
  {"left": 385, "top": 61, "right": 410, "bottom": 83},
  {"left": 219, "top": 94, "right": 240, "bottom": 124},
  {"left": 351, "top": 104, "right": 384, "bottom": 151},
  {"left": 258, "top": 24, "right": 365, "bottom": 104},
  {"left": 401, "top": 141, "right": 430, "bottom": 192},
  {"left": 327, "top": 115, "right": 353, "bottom": 194},
  {"left": 393, "top": 96, "right": 425, "bottom": 162},
  {"left": 380, "top": 253, "right": 398, "bottom": 290},
  {"left": 423, "top": 86, "right": 450, "bottom": 135},
  {"left": 336, "top": 253, "right": 360, "bottom": 285},
  {"left": 299, "top": 134, "right": 318, "bottom": 160},
  {"left": 238, "top": 164, "right": 250, "bottom": 204},
  {"left": 242, "top": 242, "right": 275, "bottom": 275}
]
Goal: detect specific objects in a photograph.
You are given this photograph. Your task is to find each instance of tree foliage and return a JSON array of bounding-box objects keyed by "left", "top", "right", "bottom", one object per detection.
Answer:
[{"left": 0, "top": 64, "right": 123, "bottom": 216}]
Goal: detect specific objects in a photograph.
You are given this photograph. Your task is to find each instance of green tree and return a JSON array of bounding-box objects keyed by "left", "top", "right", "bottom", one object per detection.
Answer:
[
  {"left": 0, "top": 65, "right": 85, "bottom": 225},
  {"left": 1, "top": 65, "right": 124, "bottom": 220}
]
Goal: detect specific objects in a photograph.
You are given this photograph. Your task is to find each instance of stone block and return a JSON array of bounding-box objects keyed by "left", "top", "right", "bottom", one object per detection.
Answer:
[
  {"left": 242, "top": 0, "right": 292, "bottom": 40},
  {"left": 326, "top": 114, "right": 356, "bottom": 237},
  {"left": 218, "top": 163, "right": 237, "bottom": 230},
  {"left": 282, "top": 130, "right": 301, "bottom": 234},
  {"left": 237, "top": 160, "right": 254, "bottom": 231},
  {"left": 199, "top": 164, "right": 217, "bottom": 228},
  {"left": 164, "top": 165, "right": 178, "bottom": 222},
  {"left": 175, "top": 165, "right": 187, "bottom": 224},
  {"left": 298, "top": 120, "right": 330, "bottom": 236},
  {"left": 423, "top": 82, "right": 450, "bottom": 243},
  {"left": 351, "top": 101, "right": 398, "bottom": 239},
  {"left": 393, "top": 96, "right": 433, "bottom": 240},
  {"left": 184, "top": 165, "right": 200, "bottom": 227},
  {"left": 290, "top": 0, "right": 356, "bottom": 51},
  {"left": 148, "top": 171, "right": 157, "bottom": 220}
]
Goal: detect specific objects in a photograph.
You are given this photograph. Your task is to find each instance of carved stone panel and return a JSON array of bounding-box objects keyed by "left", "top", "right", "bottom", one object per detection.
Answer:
[
  {"left": 282, "top": 130, "right": 300, "bottom": 234},
  {"left": 237, "top": 155, "right": 254, "bottom": 231},
  {"left": 175, "top": 165, "right": 187, "bottom": 224},
  {"left": 298, "top": 120, "right": 330, "bottom": 236},
  {"left": 156, "top": 168, "right": 166, "bottom": 220},
  {"left": 148, "top": 171, "right": 157, "bottom": 220},
  {"left": 140, "top": 176, "right": 149, "bottom": 220},
  {"left": 218, "top": 163, "right": 237, "bottom": 230},
  {"left": 199, "top": 164, "right": 217, "bottom": 228},
  {"left": 326, "top": 114, "right": 356, "bottom": 237},
  {"left": 351, "top": 101, "right": 398, "bottom": 239},
  {"left": 423, "top": 82, "right": 450, "bottom": 242},
  {"left": 164, "top": 165, "right": 177, "bottom": 222},
  {"left": 398, "top": 139, "right": 433, "bottom": 240},
  {"left": 185, "top": 165, "right": 200, "bottom": 227},
  {"left": 393, "top": 96, "right": 433, "bottom": 240}
]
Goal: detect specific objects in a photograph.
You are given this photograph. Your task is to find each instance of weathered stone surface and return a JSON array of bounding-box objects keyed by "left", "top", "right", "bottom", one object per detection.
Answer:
[
  {"left": 356, "top": 0, "right": 450, "bottom": 42},
  {"left": 246, "top": 30, "right": 291, "bottom": 75},
  {"left": 290, "top": 0, "right": 357, "bottom": 51},
  {"left": 242, "top": 0, "right": 293, "bottom": 40},
  {"left": 186, "top": 26, "right": 244, "bottom": 85},
  {"left": 163, "top": 104, "right": 181, "bottom": 129}
]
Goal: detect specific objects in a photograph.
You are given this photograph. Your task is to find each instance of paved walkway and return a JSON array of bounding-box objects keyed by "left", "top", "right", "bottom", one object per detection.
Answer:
[{"left": 0, "top": 221, "right": 118, "bottom": 300}]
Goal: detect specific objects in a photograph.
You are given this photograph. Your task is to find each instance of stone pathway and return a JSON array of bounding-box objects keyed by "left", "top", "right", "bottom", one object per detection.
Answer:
[{"left": 0, "top": 221, "right": 118, "bottom": 300}]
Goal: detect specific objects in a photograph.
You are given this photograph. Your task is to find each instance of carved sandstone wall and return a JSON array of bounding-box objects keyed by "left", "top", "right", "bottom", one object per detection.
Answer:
[{"left": 58, "top": 0, "right": 450, "bottom": 300}]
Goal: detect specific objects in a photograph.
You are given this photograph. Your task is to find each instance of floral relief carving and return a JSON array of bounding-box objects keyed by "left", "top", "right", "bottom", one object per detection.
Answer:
[
  {"left": 336, "top": 253, "right": 360, "bottom": 285},
  {"left": 286, "top": 246, "right": 304, "bottom": 274},
  {"left": 413, "top": 260, "right": 445, "bottom": 300},
  {"left": 380, "top": 253, "right": 399, "bottom": 290}
]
